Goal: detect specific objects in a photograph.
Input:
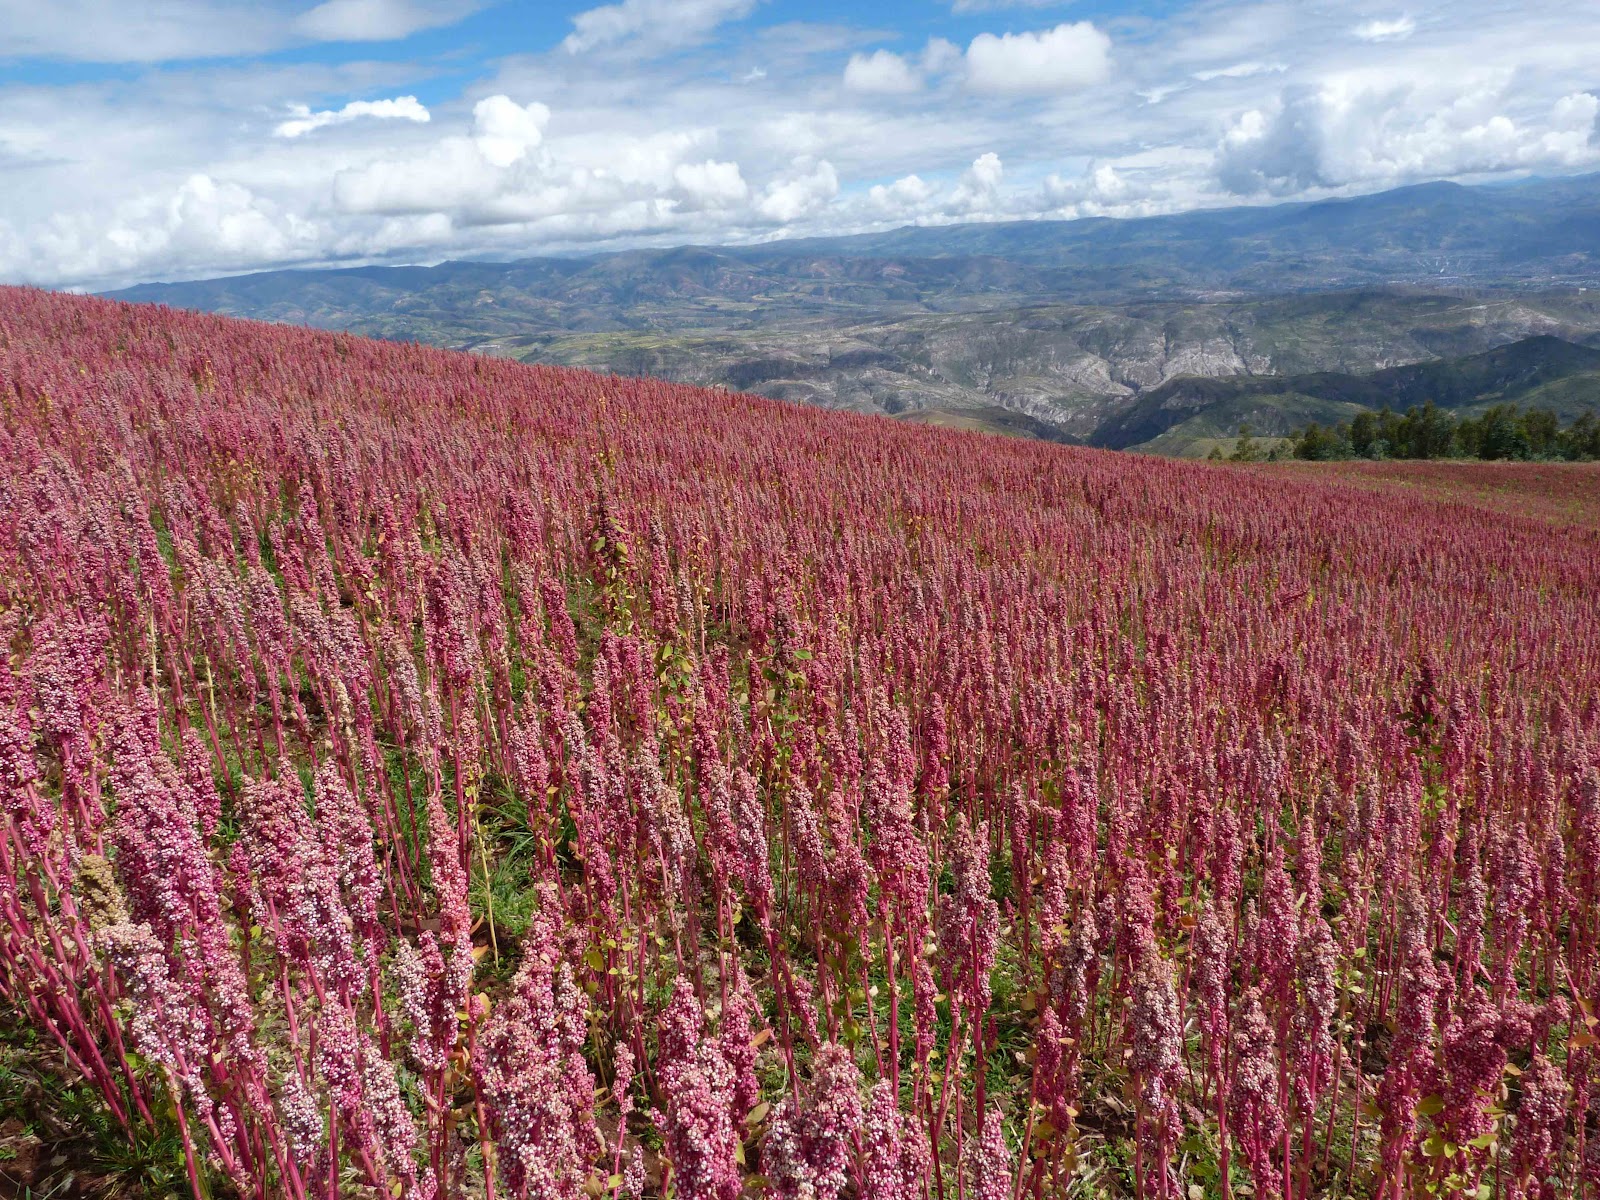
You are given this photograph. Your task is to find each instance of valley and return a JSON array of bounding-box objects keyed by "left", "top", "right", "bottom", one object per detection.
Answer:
[{"left": 108, "top": 173, "right": 1600, "bottom": 453}]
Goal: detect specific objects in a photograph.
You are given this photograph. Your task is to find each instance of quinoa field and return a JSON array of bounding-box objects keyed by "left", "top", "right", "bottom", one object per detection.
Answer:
[
  {"left": 1269, "top": 460, "right": 1600, "bottom": 532},
  {"left": 2, "top": 286, "right": 1599, "bottom": 1200}
]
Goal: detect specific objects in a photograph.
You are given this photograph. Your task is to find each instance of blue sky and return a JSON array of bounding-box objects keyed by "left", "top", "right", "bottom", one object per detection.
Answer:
[{"left": 1, "top": 0, "right": 1597, "bottom": 288}]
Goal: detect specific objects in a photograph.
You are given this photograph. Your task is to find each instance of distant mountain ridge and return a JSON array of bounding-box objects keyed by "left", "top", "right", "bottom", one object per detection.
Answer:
[
  {"left": 111, "top": 172, "right": 1600, "bottom": 323},
  {"left": 737, "top": 176, "right": 1600, "bottom": 290},
  {"left": 102, "top": 172, "right": 1600, "bottom": 453}
]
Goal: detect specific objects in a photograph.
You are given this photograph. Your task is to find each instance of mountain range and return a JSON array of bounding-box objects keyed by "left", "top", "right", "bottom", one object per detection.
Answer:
[{"left": 106, "top": 172, "right": 1600, "bottom": 453}]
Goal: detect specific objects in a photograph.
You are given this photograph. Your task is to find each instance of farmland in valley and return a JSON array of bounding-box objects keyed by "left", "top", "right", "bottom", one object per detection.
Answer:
[{"left": 2, "top": 287, "right": 1599, "bottom": 1199}]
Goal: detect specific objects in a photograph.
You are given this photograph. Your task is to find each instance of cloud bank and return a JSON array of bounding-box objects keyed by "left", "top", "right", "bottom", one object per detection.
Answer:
[{"left": 1, "top": 0, "right": 1597, "bottom": 288}]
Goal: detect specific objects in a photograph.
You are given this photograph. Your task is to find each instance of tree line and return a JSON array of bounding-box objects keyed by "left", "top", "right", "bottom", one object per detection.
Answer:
[{"left": 1287, "top": 402, "right": 1600, "bottom": 462}]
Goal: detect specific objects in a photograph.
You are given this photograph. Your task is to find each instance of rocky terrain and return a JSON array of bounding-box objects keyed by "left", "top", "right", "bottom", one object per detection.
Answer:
[{"left": 502, "top": 291, "right": 1600, "bottom": 446}]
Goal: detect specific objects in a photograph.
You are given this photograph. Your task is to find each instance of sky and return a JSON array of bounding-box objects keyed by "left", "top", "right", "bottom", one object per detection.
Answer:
[{"left": 1, "top": 0, "right": 1597, "bottom": 290}]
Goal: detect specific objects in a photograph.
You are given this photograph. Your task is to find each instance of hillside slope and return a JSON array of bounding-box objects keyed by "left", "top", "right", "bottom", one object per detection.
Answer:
[
  {"left": 1093, "top": 334, "right": 1600, "bottom": 450},
  {"left": 2, "top": 287, "right": 1599, "bottom": 1198}
]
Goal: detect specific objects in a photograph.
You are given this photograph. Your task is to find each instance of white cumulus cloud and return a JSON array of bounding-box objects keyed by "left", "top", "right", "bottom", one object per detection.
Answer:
[
  {"left": 331, "top": 95, "right": 550, "bottom": 215},
  {"left": 843, "top": 50, "right": 921, "bottom": 94},
  {"left": 273, "top": 95, "right": 430, "bottom": 138},
  {"left": 471, "top": 95, "right": 550, "bottom": 167},
  {"left": 950, "top": 151, "right": 1004, "bottom": 213},
  {"left": 1041, "top": 162, "right": 1141, "bottom": 216},
  {"left": 1215, "top": 76, "right": 1600, "bottom": 197},
  {"left": 4, "top": 172, "right": 321, "bottom": 286},
  {"left": 921, "top": 38, "right": 962, "bottom": 74},
  {"left": 758, "top": 158, "right": 839, "bottom": 222},
  {"left": 1544, "top": 91, "right": 1600, "bottom": 158},
  {"left": 868, "top": 173, "right": 936, "bottom": 216},
  {"left": 674, "top": 159, "right": 749, "bottom": 209},
  {"left": 964, "top": 23, "right": 1112, "bottom": 95}
]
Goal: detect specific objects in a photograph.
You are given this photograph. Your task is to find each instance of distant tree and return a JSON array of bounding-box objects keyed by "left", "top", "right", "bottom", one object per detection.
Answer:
[
  {"left": 1374, "top": 408, "right": 1404, "bottom": 458},
  {"left": 1472, "top": 405, "right": 1531, "bottom": 460},
  {"left": 1230, "top": 422, "right": 1260, "bottom": 462},
  {"left": 1292, "top": 424, "right": 1322, "bottom": 460},
  {"left": 1398, "top": 400, "right": 1455, "bottom": 459},
  {"left": 1521, "top": 408, "right": 1560, "bottom": 458},
  {"left": 1349, "top": 411, "right": 1379, "bottom": 458},
  {"left": 1562, "top": 413, "right": 1600, "bottom": 460},
  {"left": 1292, "top": 422, "right": 1350, "bottom": 461}
]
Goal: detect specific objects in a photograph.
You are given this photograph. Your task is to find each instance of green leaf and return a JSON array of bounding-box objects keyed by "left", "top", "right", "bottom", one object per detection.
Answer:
[{"left": 1417, "top": 1095, "right": 1446, "bottom": 1117}]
